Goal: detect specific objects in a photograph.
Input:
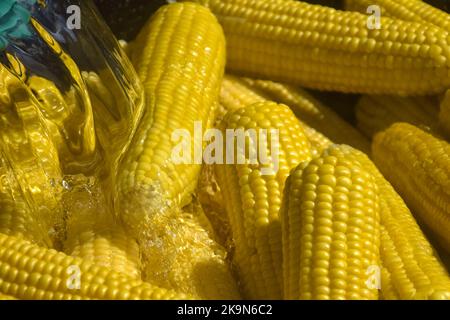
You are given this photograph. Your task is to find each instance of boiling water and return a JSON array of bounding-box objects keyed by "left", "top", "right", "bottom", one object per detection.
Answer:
[{"left": 0, "top": 0, "right": 144, "bottom": 246}]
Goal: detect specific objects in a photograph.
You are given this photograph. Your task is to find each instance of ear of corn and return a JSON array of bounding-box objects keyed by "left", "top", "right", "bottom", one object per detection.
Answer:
[
  {"left": 117, "top": 2, "right": 226, "bottom": 240},
  {"left": 373, "top": 123, "right": 450, "bottom": 255},
  {"left": 215, "top": 101, "right": 312, "bottom": 299},
  {"left": 281, "top": 144, "right": 380, "bottom": 300},
  {"left": 63, "top": 177, "right": 141, "bottom": 279},
  {"left": 440, "top": 90, "right": 450, "bottom": 139},
  {"left": 189, "top": 0, "right": 450, "bottom": 94},
  {"left": 345, "top": 0, "right": 450, "bottom": 30},
  {"left": 241, "top": 78, "right": 370, "bottom": 153},
  {"left": 117, "top": 3, "right": 239, "bottom": 299},
  {"left": 356, "top": 95, "right": 439, "bottom": 138},
  {"left": 338, "top": 145, "right": 450, "bottom": 300},
  {"left": 0, "top": 233, "right": 188, "bottom": 300}
]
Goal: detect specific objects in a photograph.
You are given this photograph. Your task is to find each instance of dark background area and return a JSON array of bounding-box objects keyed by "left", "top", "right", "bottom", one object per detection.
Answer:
[{"left": 93, "top": 0, "right": 450, "bottom": 41}]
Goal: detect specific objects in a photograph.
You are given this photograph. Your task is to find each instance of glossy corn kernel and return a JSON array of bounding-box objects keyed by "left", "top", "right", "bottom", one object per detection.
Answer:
[
  {"left": 189, "top": 0, "right": 450, "bottom": 94},
  {"left": 281, "top": 144, "right": 380, "bottom": 300},
  {"left": 0, "top": 233, "right": 188, "bottom": 300},
  {"left": 356, "top": 95, "right": 439, "bottom": 138},
  {"left": 373, "top": 123, "right": 450, "bottom": 255},
  {"left": 117, "top": 3, "right": 225, "bottom": 241},
  {"left": 338, "top": 145, "right": 450, "bottom": 300},
  {"left": 215, "top": 101, "right": 312, "bottom": 299}
]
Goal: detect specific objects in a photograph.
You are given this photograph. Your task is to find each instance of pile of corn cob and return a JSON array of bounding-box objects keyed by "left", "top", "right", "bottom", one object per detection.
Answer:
[{"left": 1, "top": 0, "right": 450, "bottom": 300}]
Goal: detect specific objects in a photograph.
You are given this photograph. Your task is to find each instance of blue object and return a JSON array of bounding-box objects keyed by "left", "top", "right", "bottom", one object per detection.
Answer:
[{"left": 0, "top": 0, "right": 36, "bottom": 50}]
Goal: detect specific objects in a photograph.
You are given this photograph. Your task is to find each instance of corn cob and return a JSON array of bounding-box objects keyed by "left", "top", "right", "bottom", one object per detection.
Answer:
[
  {"left": 0, "top": 233, "right": 188, "bottom": 300},
  {"left": 241, "top": 78, "right": 370, "bottom": 153},
  {"left": 215, "top": 101, "right": 312, "bottom": 299},
  {"left": 345, "top": 0, "right": 450, "bottom": 30},
  {"left": 0, "top": 65, "right": 63, "bottom": 246},
  {"left": 440, "top": 89, "right": 450, "bottom": 139},
  {"left": 281, "top": 144, "right": 380, "bottom": 300},
  {"left": 63, "top": 177, "right": 141, "bottom": 279},
  {"left": 116, "top": 3, "right": 238, "bottom": 299},
  {"left": 336, "top": 145, "right": 450, "bottom": 299},
  {"left": 356, "top": 95, "right": 439, "bottom": 138},
  {"left": 189, "top": 0, "right": 450, "bottom": 94},
  {"left": 373, "top": 123, "right": 450, "bottom": 255},
  {"left": 117, "top": 2, "right": 226, "bottom": 239},
  {"left": 141, "top": 199, "right": 241, "bottom": 300}
]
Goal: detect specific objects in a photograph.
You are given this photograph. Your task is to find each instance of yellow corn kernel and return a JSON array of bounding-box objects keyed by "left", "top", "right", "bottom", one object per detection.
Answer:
[
  {"left": 440, "top": 89, "right": 450, "bottom": 139},
  {"left": 338, "top": 145, "right": 450, "bottom": 300},
  {"left": 373, "top": 123, "right": 450, "bottom": 255},
  {"left": 345, "top": 0, "right": 450, "bottom": 30},
  {"left": 189, "top": 0, "right": 450, "bottom": 94},
  {"left": 141, "top": 200, "right": 241, "bottom": 300},
  {"left": 63, "top": 178, "right": 141, "bottom": 279},
  {"left": 0, "top": 233, "right": 188, "bottom": 300},
  {"left": 356, "top": 95, "right": 439, "bottom": 138},
  {"left": 242, "top": 78, "right": 370, "bottom": 153},
  {"left": 117, "top": 2, "right": 225, "bottom": 240},
  {"left": 282, "top": 144, "right": 380, "bottom": 300},
  {"left": 215, "top": 101, "right": 312, "bottom": 299}
]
